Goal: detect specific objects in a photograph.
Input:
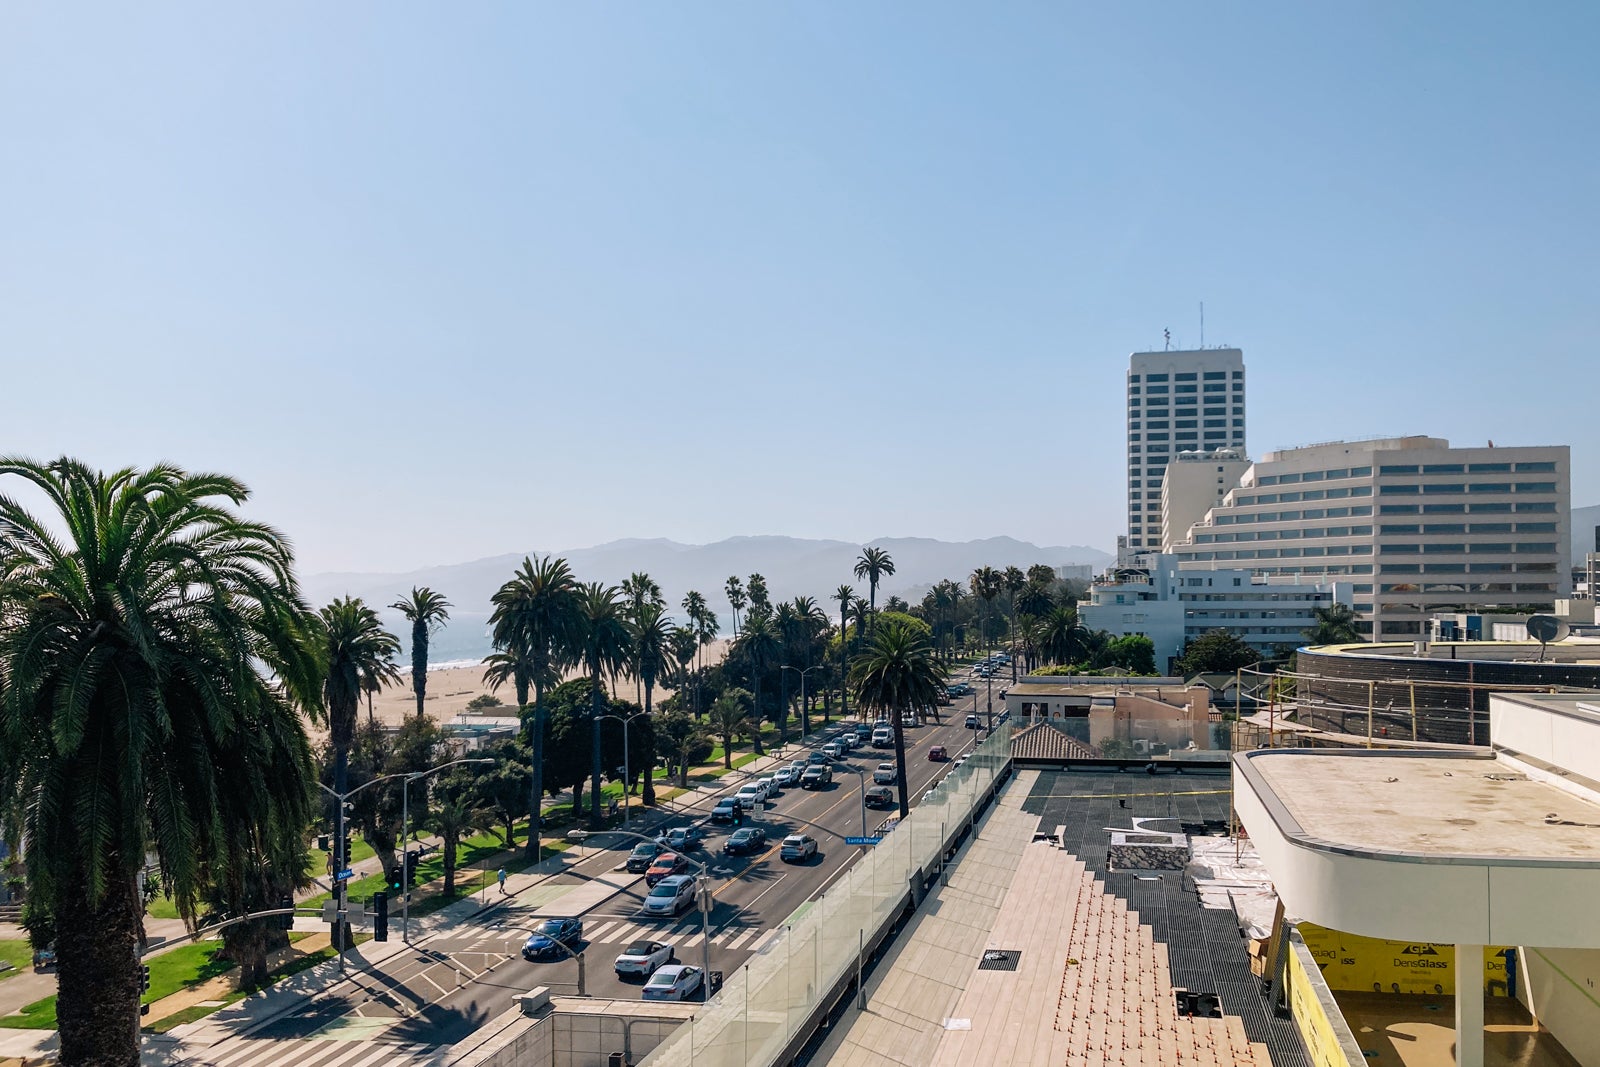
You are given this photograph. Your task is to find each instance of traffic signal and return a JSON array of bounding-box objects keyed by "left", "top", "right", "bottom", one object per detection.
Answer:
[
  {"left": 388, "top": 864, "right": 403, "bottom": 893},
  {"left": 372, "top": 890, "right": 388, "bottom": 943},
  {"left": 279, "top": 896, "right": 294, "bottom": 931},
  {"left": 137, "top": 964, "right": 150, "bottom": 993},
  {"left": 403, "top": 850, "right": 418, "bottom": 888}
]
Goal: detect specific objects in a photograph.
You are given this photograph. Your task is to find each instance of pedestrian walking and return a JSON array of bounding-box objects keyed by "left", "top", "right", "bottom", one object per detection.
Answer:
[{"left": 497, "top": 867, "right": 508, "bottom": 895}]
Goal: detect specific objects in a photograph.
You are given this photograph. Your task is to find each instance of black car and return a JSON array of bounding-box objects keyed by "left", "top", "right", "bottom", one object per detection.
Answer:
[
  {"left": 625, "top": 842, "right": 663, "bottom": 873},
  {"left": 522, "top": 917, "right": 584, "bottom": 960},
  {"left": 722, "top": 827, "right": 768, "bottom": 856}
]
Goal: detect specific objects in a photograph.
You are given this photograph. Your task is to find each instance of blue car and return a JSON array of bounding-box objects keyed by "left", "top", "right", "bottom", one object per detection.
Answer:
[{"left": 522, "top": 917, "right": 584, "bottom": 960}]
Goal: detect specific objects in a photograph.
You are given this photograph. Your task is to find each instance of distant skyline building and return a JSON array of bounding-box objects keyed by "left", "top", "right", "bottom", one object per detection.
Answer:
[
  {"left": 1166, "top": 436, "right": 1571, "bottom": 639},
  {"left": 1125, "top": 347, "right": 1246, "bottom": 562}
]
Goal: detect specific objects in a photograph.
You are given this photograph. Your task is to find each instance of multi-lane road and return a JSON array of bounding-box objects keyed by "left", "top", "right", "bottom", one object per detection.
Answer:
[{"left": 201, "top": 670, "right": 1010, "bottom": 1062}]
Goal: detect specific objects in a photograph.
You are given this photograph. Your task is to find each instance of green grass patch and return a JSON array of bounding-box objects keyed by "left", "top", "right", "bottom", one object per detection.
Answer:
[
  {"left": 0, "top": 940, "right": 29, "bottom": 984},
  {"left": 0, "top": 940, "right": 232, "bottom": 1031},
  {"left": 0, "top": 993, "right": 56, "bottom": 1029},
  {"left": 146, "top": 942, "right": 339, "bottom": 1033},
  {"left": 146, "top": 893, "right": 180, "bottom": 920}
]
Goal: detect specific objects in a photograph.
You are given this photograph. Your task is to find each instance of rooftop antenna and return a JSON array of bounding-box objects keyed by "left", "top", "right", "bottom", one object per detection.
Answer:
[
  {"left": 1164, "top": 328, "right": 1171, "bottom": 351},
  {"left": 1200, "top": 302, "right": 1205, "bottom": 348}
]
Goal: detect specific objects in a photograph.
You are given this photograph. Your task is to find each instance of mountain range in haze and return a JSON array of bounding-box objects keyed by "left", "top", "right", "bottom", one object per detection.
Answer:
[{"left": 303, "top": 535, "right": 1113, "bottom": 664}]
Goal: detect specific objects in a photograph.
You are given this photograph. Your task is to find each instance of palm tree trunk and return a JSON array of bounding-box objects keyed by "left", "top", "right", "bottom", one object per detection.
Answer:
[
  {"left": 443, "top": 835, "right": 457, "bottom": 897},
  {"left": 778, "top": 672, "right": 790, "bottom": 747},
  {"left": 840, "top": 611, "right": 849, "bottom": 719},
  {"left": 750, "top": 671, "right": 766, "bottom": 756},
  {"left": 55, "top": 871, "right": 142, "bottom": 1066},
  {"left": 642, "top": 682, "right": 657, "bottom": 806},
  {"left": 414, "top": 626, "right": 428, "bottom": 719},
  {"left": 891, "top": 712, "right": 910, "bottom": 818},
  {"left": 722, "top": 731, "right": 733, "bottom": 769}
]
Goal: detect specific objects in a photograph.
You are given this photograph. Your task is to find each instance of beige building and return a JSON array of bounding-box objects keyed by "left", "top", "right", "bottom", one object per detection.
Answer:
[
  {"left": 1168, "top": 436, "right": 1570, "bottom": 639},
  {"left": 1159, "top": 448, "right": 1251, "bottom": 552}
]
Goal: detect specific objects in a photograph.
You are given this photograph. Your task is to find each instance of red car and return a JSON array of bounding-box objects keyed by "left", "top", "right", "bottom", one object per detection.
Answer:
[
  {"left": 927, "top": 745, "right": 949, "bottom": 762},
  {"left": 646, "top": 851, "right": 689, "bottom": 886}
]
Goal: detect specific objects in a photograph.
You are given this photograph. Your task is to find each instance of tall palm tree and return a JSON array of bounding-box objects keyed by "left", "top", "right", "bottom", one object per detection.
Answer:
[
  {"left": 773, "top": 601, "right": 800, "bottom": 743},
  {"left": 944, "top": 581, "right": 967, "bottom": 658},
  {"left": 680, "top": 590, "right": 708, "bottom": 717},
  {"left": 692, "top": 599, "right": 720, "bottom": 713},
  {"left": 833, "top": 584, "right": 855, "bottom": 719},
  {"left": 429, "top": 786, "right": 488, "bottom": 898},
  {"left": 725, "top": 576, "right": 747, "bottom": 637},
  {"left": 0, "top": 459, "right": 324, "bottom": 1065},
  {"left": 969, "top": 566, "right": 1002, "bottom": 653},
  {"left": 629, "top": 602, "right": 672, "bottom": 806},
  {"left": 706, "top": 689, "right": 755, "bottom": 768},
  {"left": 577, "top": 582, "right": 631, "bottom": 827},
  {"left": 850, "top": 618, "right": 946, "bottom": 817},
  {"left": 621, "top": 572, "right": 664, "bottom": 705},
  {"left": 486, "top": 555, "right": 580, "bottom": 858},
  {"left": 746, "top": 573, "right": 770, "bottom": 615},
  {"left": 1001, "top": 566, "right": 1026, "bottom": 682},
  {"left": 853, "top": 546, "right": 896, "bottom": 629},
  {"left": 391, "top": 586, "right": 451, "bottom": 719},
  {"left": 1304, "top": 602, "right": 1362, "bottom": 646},
  {"left": 793, "top": 596, "right": 827, "bottom": 727},
  {"left": 736, "top": 614, "right": 779, "bottom": 756}
]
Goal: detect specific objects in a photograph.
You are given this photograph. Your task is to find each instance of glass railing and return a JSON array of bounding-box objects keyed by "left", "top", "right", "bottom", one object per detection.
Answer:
[{"left": 640, "top": 723, "right": 1015, "bottom": 1067}]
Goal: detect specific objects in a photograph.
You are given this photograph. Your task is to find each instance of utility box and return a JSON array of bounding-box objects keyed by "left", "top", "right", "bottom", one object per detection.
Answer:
[{"left": 514, "top": 986, "right": 552, "bottom": 1017}]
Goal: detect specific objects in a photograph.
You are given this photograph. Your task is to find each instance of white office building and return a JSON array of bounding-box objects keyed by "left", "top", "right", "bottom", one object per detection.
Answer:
[
  {"left": 1160, "top": 448, "right": 1252, "bottom": 553},
  {"left": 1125, "top": 348, "right": 1246, "bottom": 563},
  {"left": 1078, "top": 554, "right": 1349, "bottom": 672},
  {"left": 1167, "top": 436, "right": 1570, "bottom": 640}
]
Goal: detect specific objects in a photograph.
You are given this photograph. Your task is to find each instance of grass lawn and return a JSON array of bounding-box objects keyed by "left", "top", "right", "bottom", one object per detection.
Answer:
[
  {"left": 147, "top": 939, "right": 335, "bottom": 1034},
  {"left": 1, "top": 938, "right": 235, "bottom": 1030},
  {"left": 302, "top": 825, "right": 566, "bottom": 912},
  {"left": 0, "top": 940, "right": 30, "bottom": 984}
]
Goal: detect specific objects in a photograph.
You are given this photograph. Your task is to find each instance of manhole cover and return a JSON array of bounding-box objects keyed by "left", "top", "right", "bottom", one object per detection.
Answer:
[{"left": 978, "top": 949, "right": 1021, "bottom": 971}]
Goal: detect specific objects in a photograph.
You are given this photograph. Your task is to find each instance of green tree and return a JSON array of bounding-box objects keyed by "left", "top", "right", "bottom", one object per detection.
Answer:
[
  {"left": 0, "top": 458, "right": 323, "bottom": 1065},
  {"left": 850, "top": 618, "right": 946, "bottom": 817},
  {"left": 390, "top": 586, "right": 452, "bottom": 720},
  {"left": 621, "top": 573, "right": 664, "bottom": 704},
  {"left": 1001, "top": 566, "right": 1026, "bottom": 681},
  {"left": 486, "top": 555, "right": 580, "bottom": 858},
  {"left": 629, "top": 602, "right": 672, "bottom": 806},
  {"left": 746, "top": 573, "right": 771, "bottom": 615},
  {"left": 429, "top": 774, "right": 489, "bottom": 897},
  {"left": 1303, "top": 603, "right": 1362, "bottom": 646},
  {"left": 736, "top": 614, "right": 779, "bottom": 755},
  {"left": 1106, "top": 634, "right": 1157, "bottom": 675},
  {"left": 1038, "top": 606, "right": 1086, "bottom": 666},
  {"left": 577, "top": 582, "right": 631, "bottom": 827},
  {"left": 470, "top": 738, "right": 529, "bottom": 848},
  {"left": 853, "top": 546, "right": 896, "bottom": 628},
  {"left": 656, "top": 710, "right": 712, "bottom": 787},
  {"left": 706, "top": 689, "right": 755, "bottom": 767},
  {"left": 1175, "top": 630, "right": 1259, "bottom": 676},
  {"left": 1027, "top": 563, "right": 1058, "bottom": 586},
  {"left": 669, "top": 625, "right": 699, "bottom": 718},
  {"left": 968, "top": 566, "right": 1002, "bottom": 653}
]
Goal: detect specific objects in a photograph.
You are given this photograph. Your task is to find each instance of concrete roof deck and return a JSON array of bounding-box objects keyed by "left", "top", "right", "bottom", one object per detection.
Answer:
[{"left": 1246, "top": 751, "right": 1600, "bottom": 864}]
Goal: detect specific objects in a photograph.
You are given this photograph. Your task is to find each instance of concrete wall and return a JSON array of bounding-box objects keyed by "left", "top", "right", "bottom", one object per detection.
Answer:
[
  {"left": 1491, "top": 693, "right": 1600, "bottom": 791},
  {"left": 1519, "top": 946, "right": 1600, "bottom": 1067}
]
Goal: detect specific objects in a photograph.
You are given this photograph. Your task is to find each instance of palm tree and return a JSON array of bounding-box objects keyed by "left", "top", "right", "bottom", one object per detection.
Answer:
[
  {"left": 746, "top": 573, "right": 771, "bottom": 615},
  {"left": 429, "top": 784, "right": 488, "bottom": 897},
  {"left": 725, "top": 576, "right": 747, "bottom": 637},
  {"left": 736, "top": 614, "right": 780, "bottom": 756},
  {"left": 774, "top": 601, "right": 800, "bottom": 743},
  {"left": 969, "top": 566, "right": 1002, "bottom": 654},
  {"left": 486, "top": 555, "right": 580, "bottom": 858},
  {"left": 577, "top": 582, "right": 631, "bottom": 827},
  {"left": 706, "top": 689, "right": 755, "bottom": 768},
  {"left": 1038, "top": 606, "right": 1087, "bottom": 667},
  {"left": 621, "top": 572, "right": 664, "bottom": 705},
  {"left": 630, "top": 602, "right": 672, "bottom": 806},
  {"left": 391, "top": 587, "right": 452, "bottom": 719},
  {"left": 1304, "top": 603, "right": 1362, "bottom": 646},
  {"left": 853, "top": 546, "right": 896, "bottom": 628},
  {"left": 850, "top": 618, "right": 946, "bottom": 817},
  {"left": 944, "top": 581, "right": 967, "bottom": 658},
  {"left": 833, "top": 584, "right": 855, "bottom": 719},
  {"left": 692, "top": 600, "right": 721, "bottom": 712},
  {"left": 0, "top": 458, "right": 325, "bottom": 1065},
  {"left": 1001, "top": 567, "right": 1025, "bottom": 682},
  {"left": 793, "top": 596, "right": 827, "bottom": 727},
  {"left": 680, "top": 590, "right": 708, "bottom": 716}
]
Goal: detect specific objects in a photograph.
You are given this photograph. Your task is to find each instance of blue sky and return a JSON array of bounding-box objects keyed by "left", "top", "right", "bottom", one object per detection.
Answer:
[{"left": 4, "top": 3, "right": 1596, "bottom": 574}]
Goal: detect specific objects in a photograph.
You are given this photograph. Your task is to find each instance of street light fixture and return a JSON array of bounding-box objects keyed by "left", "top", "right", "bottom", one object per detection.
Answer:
[
  {"left": 780, "top": 664, "right": 825, "bottom": 739},
  {"left": 830, "top": 763, "right": 872, "bottom": 846},
  {"left": 595, "top": 709, "right": 654, "bottom": 830},
  {"left": 399, "top": 757, "right": 496, "bottom": 942},
  {"left": 569, "top": 828, "right": 715, "bottom": 997}
]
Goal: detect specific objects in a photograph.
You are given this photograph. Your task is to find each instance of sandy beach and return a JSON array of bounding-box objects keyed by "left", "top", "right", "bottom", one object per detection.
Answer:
[{"left": 358, "top": 639, "right": 732, "bottom": 730}]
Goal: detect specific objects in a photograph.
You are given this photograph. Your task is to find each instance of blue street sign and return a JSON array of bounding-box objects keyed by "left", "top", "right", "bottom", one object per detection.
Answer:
[
  {"left": 845, "top": 836, "right": 881, "bottom": 846},
  {"left": 335, "top": 868, "right": 354, "bottom": 882}
]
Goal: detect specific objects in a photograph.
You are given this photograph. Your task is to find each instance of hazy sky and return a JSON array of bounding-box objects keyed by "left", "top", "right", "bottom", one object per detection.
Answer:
[{"left": 4, "top": 4, "right": 1596, "bottom": 574}]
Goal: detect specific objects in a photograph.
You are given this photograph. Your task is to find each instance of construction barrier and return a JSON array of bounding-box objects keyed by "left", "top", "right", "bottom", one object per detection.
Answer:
[
  {"left": 1284, "top": 928, "right": 1366, "bottom": 1067},
  {"left": 1297, "top": 922, "right": 1510, "bottom": 996}
]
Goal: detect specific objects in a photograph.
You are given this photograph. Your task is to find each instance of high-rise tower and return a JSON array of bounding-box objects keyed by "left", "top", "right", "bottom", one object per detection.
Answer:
[{"left": 1126, "top": 347, "right": 1246, "bottom": 558}]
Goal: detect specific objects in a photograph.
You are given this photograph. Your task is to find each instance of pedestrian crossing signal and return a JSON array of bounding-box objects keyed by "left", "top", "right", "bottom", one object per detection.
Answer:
[{"left": 373, "top": 890, "right": 388, "bottom": 943}]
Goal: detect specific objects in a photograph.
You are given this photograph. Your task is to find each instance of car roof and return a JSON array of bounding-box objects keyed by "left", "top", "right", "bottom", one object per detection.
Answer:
[
  {"left": 622, "top": 939, "right": 665, "bottom": 954},
  {"left": 650, "top": 963, "right": 690, "bottom": 979},
  {"left": 783, "top": 834, "right": 809, "bottom": 843},
  {"left": 656, "top": 874, "right": 693, "bottom": 888}
]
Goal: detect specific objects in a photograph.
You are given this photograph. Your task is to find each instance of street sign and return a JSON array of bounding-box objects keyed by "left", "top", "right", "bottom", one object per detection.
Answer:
[
  {"left": 845, "top": 836, "right": 882, "bottom": 846},
  {"left": 334, "top": 868, "right": 354, "bottom": 882}
]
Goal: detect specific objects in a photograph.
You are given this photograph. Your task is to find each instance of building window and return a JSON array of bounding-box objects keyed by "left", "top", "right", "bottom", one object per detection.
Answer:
[
  {"left": 1176, "top": 372, "right": 1197, "bottom": 381},
  {"left": 1515, "top": 462, "right": 1557, "bottom": 473},
  {"left": 1422, "top": 464, "right": 1464, "bottom": 474},
  {"left": 1380, "top": 484, "right": 1420, "bottom": 495},
  {"left": 1380, "top": 465, "right": 1418, "bottom": 475},
  {"left": 1515, "top": 482, "right": 1556, "bottom": 492},
  {"left": 1146, "top": 373, "right": 1169, "bottom": 382}
]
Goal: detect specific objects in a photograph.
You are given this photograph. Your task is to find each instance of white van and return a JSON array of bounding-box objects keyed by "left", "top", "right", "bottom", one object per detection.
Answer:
[{"left": 871, "top": 725, "right": 894, "bottom": 747}]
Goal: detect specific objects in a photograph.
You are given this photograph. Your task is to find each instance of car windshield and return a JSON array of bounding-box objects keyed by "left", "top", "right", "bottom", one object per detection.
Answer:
[
  {"left": 631, "top": 844, "right": 654, "bottom": 856},
  {"left": 624, "top": 940, "right": 657, "bottom": 955},
  {"left": 648, "top": 882, "right": 679, "bottom": 897},
  {"left": 645, "top": 970, "right": 676, "bottom": 987},
  {"left": 539, "top": 920, "right": 567, "bottom": 936}
]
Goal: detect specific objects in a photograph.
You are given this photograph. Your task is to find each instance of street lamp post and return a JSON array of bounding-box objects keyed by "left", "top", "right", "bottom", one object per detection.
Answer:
[
  {"left": 570, "top": 829, "right": 714, "bottom": 997},
  {"left": 400, "top": 757, "right": 496, "bottom": 943},
  {"left": 832, "top": 764, "right": 871, "bottom": 846},
  {"left": 596, "top": 709, "right": 654, "bottom": 830},
  {"left": 780, "top": 665, "right": 825, "bottom": 740}
]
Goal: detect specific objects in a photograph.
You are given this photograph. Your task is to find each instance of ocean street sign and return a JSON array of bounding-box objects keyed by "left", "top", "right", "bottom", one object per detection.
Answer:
[{"left": 845, "top": 836, "right": 882, "bottom": 846}]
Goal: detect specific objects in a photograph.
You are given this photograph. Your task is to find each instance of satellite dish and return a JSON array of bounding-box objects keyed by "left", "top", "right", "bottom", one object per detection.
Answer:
[{"left": 1527, "top": 615, "right": 1569, "bottom": 662}]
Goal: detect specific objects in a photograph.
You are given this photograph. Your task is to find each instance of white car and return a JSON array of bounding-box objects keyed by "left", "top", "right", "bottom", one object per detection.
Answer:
[
  {"left": 614, "top": 939, "right": 674, "bottom": 979},
  {"left": 642, "top": 963, "right": 705, "bottom": 1001},
  {"left": 735, "top": 784, "right": 766, "bottom": 808},
  {"left": 821, "top": 742, "right": 843, "bottom": 759},
  {"left": 775, "top": 763, "right": 805, "bottom": 787},
  {"left": 640, "top": 875, "right": 698, "bottom": 917},
  {"left": 873, "top": 762, "right": 898, "bottom": 785},
  {"left": 759, "top": 774, "right": 781, "bottom": 797}
]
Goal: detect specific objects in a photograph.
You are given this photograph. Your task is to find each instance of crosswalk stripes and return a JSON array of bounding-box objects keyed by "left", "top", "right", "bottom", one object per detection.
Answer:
[{"left": 193, "top": 1037, "right": 447, "bottom": 1067}]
